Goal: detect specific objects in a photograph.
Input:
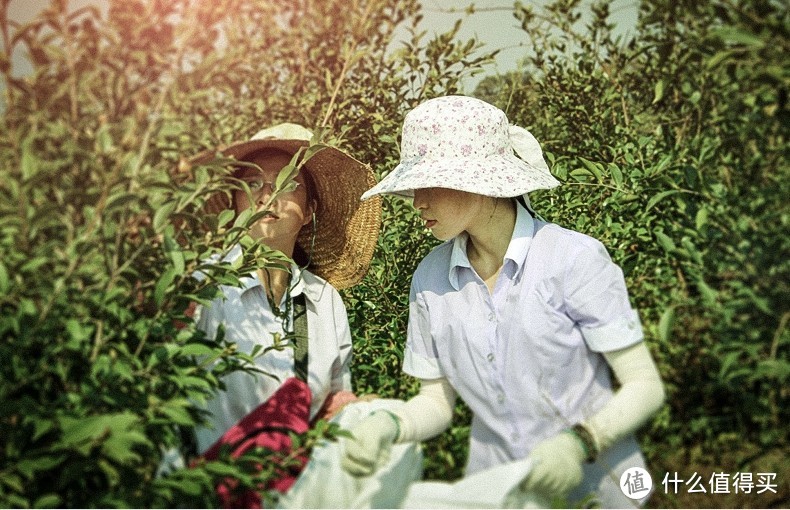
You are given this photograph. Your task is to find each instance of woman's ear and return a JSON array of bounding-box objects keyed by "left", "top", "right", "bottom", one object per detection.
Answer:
[{"left": 302, "top": 199, "right": 318, "bottom": 227}]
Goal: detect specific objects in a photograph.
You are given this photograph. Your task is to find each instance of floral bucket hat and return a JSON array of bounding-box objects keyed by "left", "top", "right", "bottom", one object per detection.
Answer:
[
  {"left": 361, "top": 95, "right": 560, "bottom": 205},
  {"left": 192, "top": 123, "right": 382, "bottom": 290}
]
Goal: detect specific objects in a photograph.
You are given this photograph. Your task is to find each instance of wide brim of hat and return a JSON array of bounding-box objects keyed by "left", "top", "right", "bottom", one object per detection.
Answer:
[
  {"left": 360, "top": 154, "right": 561, "bottom": 200},
  {"left": 199, "top": 138, "right": 382, "bottom": 290}
]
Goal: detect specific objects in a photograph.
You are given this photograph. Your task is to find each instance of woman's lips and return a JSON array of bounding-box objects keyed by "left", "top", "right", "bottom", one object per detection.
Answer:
[{"left": 424, "top": 219, "right": 437, "bottom": 228}]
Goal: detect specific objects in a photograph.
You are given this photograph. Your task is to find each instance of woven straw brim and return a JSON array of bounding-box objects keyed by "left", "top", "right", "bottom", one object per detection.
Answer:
[{"left": 199, "top": 139, "right": 382, "bottom": 290}]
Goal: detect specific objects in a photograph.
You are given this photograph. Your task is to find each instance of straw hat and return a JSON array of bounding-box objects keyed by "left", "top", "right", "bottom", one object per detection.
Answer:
[
  {"left": 197, "top": 123, "right": 381, "bottom": 290},
  {"left": 361, "top": 96, "right": 560, "bottom": 204}
]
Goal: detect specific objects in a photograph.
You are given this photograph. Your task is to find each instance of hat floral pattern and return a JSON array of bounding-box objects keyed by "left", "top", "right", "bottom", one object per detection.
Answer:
[{"left": 361, "top": 96, "right": 560, "bottom": 200}]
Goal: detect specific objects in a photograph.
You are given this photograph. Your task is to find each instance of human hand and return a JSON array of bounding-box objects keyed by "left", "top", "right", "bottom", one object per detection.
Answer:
[
  {"left": 520, "top": 432, "right": 585, "bottom": 497},
  {"left": 341, "top": 410, "right": 400, "bottom": 476}
]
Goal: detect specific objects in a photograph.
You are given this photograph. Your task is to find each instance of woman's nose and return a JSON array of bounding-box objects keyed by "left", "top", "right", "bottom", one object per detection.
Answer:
[
  {"left": 254, "top": 183, "right": 276, "bottom": 204},
  {"left": 412, "top": 190, "right": 427, "bottom": 210}
]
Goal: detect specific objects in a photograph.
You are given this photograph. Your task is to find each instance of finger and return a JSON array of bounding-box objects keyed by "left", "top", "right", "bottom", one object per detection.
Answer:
[{"left": 341, "top": 455, "right": 373, "bottom": 476}]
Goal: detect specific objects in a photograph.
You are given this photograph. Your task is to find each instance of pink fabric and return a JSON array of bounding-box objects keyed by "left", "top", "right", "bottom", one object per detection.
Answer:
[
  {"left": 201, "top": 377, "right": 312, "bottom": 508},
  {"left": 314, "top": 390, "right": 359, "bottom": 421}
]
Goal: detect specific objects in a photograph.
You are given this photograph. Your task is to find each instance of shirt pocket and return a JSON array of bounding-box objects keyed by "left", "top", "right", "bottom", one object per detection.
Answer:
[
  {"left": 524, "top": 281, "right": 566, "bottom": 346},
  {"left": 526, "top": 281, "right": 588, "bottom": 405}
]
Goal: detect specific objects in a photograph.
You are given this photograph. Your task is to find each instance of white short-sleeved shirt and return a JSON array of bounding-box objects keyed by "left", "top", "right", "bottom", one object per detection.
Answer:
[
  {"left": 404, "top": 203, "right": 647, "bottom": 504},
  {"left": 194, "top": 249, "right": 352, "bottom": 453}
]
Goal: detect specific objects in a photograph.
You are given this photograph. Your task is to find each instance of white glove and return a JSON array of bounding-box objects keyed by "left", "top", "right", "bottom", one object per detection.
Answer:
[
  {"left": 341, "top": 410, "right": 400, "bottom": 476},
  {"left": 521, "top": 432, "right": 585, "bottom": 497}
]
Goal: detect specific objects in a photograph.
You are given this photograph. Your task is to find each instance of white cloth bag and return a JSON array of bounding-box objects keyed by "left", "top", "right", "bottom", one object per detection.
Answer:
[
  {"left": 278, "top": 398, "right": 546, "bottom": 509},
  {"left": 276, "top": 399, "right": 423, "bottom": 509},
  {"left": 400, "top": 457, "right": 548, "bottom": 509}
]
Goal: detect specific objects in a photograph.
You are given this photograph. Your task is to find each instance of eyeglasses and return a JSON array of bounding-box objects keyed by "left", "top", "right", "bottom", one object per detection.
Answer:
[{"left": 240, "top": 179, "right": 301, "bottom": 193}]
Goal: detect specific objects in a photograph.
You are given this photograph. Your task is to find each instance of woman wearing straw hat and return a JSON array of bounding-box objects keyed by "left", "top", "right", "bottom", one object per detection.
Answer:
[
  {"left": 341, "top": 96, "right": 665, "bottom": 508},
  {"left": 188, "top": 123, "right": 381, "bottom": 458}
]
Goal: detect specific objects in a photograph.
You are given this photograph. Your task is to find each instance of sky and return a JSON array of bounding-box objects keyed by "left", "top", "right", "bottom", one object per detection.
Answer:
[
  {"left": 5, "top": 0, "right": 640, "bottom": 92},
  {"left": 414, "top": 0, "right": 639, "bottom": 90}
]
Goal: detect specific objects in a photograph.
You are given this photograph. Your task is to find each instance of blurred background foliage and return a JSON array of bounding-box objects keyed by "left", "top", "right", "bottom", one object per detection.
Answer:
[{"left": 0, "top": 0, "right": 787, "bottom": 507}]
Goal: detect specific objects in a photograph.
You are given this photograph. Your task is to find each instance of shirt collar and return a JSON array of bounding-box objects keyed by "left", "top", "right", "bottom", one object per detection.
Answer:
[
  {"left": 448, "top": 201, "right": 535, "bottom": 290},
  {"left": 239, "top": 264, "right": 306, "bottom": 296},
  {"left": 504, "top": 201, "right": 535, "bottom": 277},
  {"left": 225, "top": 244, "right": 312, "bottom": 301}
]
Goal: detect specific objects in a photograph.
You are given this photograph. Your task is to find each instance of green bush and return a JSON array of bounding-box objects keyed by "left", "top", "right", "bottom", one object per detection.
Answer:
[
  {"left": 2, "top": 0, "right": 786, "bottom": 507},
  {"left": 0, "top": 0, "right": 492, "bottom": 506}
]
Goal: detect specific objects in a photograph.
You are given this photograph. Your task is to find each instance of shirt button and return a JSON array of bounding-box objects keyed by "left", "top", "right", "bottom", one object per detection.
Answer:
[
  {"left": 511, "top": 432, "right": 520, "bottom": 442},
  {"left": 628, "top": 321, "right": 636, "bottom": 330},
  {"left": 487, "top": 353, "right": 494, "bottom": 362},
  {"left": 497, "top": 394, "right": 505, "bottom": 404},
  {"left": 488, "top": 312, "right": 496, "bottom": 321}
]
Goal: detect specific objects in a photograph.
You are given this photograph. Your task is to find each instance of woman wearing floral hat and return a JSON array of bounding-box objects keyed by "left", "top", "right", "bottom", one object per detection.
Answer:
[
  {"left": 162, "top": 124, "right": 381, "bottom": 502},
  {"left": 341, "top": 96, "right": 665, "bottom": 507}
]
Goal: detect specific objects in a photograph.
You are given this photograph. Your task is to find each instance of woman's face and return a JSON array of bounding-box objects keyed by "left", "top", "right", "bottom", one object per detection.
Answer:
[
  {"left": 233, "top": 151, "right": 314, "bottom": 251},
  {"left": 412, "top": 187, "right": 485, "bottom": 241}
]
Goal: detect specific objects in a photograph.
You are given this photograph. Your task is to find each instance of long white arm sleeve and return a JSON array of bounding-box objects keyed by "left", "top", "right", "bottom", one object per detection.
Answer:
[
  {"left": 391, "top": 377, "right": 457, "bottom": 443},
  {"left": 584, "top": 341, "right": 666, "bottom": 451}
]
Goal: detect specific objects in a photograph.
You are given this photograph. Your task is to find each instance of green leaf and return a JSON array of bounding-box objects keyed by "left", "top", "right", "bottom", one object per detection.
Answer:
[
  {"left": 21, "top": 136, "right": 38, "bottom": 180},
  {"left": 695, "top": 278, "right": 718, "bottom": 306},
  {"left": 96, "top": 125, "right": 113, "bottom": 153},
  {"left": 0, "top": 473, "right": 24, "bottom": 492},
  {"left": 217, "top": 209, "right": 235, "bottom": 228},
  {"left": 195, "top": 166, "right": 209, "bottom": 186},
  {"left": 695, "top": 207, "right": 709, "bottom": 231},
  {"left": 98, "top": 458, "right": 121, "bottom": 486},
  {"left": 706, "top": 49, "right": 735, "bottom": 69},
  {"left": 158, "top": 403, "right": 194, "bottom": 426},
  {"left": 105, "top": 192, "right": 139, "bottom": 212},
  {"left": 233, "top": 208, "right": 252, "bottom": 229},
  {"left": 658, "top": 307, "right": 675, "bottom": 343},
  {"left": 655, "top": 231, "right": 676, "bottom": 252},
  {"left": 645, "top": 190, "right": 680, "bottom": 212},
  {"left": 102, "top": 430, "right": 148, "bottom": 464},
  {"left": 33, "top": 494, "right": 62, "bottom": 509},
  {"left": 155, "top": 267, "right": 177, "bottom": 307},
  {"left": 16, "top": 455, "right": 67, "bottom": 479},
  {"left": 153, "top": 201, "right": 177, "bottom": 232},
  {"left": 165, "top": 237, "right": 185, "bottom": 274},
  {"left": 66, "top": 319, "right": 93, "bottom": 343},
  {"left": 179, "top": 343, "right": 217, "bottom": 357},
  {"left": 275, "top": 161, "right": 299, "bottom": 191},
  {"left": 652, "top": 79, "right": 666, "bottom": 104},
  {"left": 738, "top": 287, "right": 772, "bottom": 315},
  {"left": 754, "top": 360, "right": 790, "bottom": 382},
  {"left": 204, "top": 461, "right": 242, "bottom": 477},
  {"left": 569, "top": 168, "right": 593, "bottom": 181},
  {"left": 718, "top": 351, "right": 746, "bottom": 382},
  {"left": 711, "top": 26, "right": 765, "bottom": 48},
  {"left": 579, "top": 157, "right": 603, "bottom": 181},
  {"left": 300, "top": 143, "right": 328, "bottom": 165},
  {"left": 608, "top": 163, "right": 623, "bottom": 187},
  {"left": 0, "top": 261, "right": 9, "bottom": 293}
]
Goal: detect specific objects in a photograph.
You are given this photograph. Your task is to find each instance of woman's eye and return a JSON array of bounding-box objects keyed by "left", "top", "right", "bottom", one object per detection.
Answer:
[{"left": 248, "top": 180, "right": 264, "bottom": 190}]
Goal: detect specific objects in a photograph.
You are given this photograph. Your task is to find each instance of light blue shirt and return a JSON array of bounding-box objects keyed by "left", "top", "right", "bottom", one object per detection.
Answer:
[
  {"left": 404, "top": 203, "right": 647, "bottom": 505},
  {"left": 193, "top": 247, "right": 352, "bottom": 453}
]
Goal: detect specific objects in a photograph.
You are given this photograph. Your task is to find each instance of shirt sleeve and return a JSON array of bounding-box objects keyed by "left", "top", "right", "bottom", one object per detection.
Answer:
[
  {"left": 195, "top": 298, "right": 224, "bottom": 340},
  {"left": 403, "top": 276, "right": 444, "bottom": 380},
  {"left": 330, "top": 289, "right": 353, "bottom": 393},
  {"left": 564, "top": 238, "right": 643, "bottom": 352}
]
